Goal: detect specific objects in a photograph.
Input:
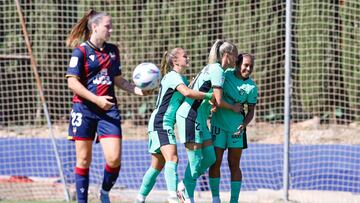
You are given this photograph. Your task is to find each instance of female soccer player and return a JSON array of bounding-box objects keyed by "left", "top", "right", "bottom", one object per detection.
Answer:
[
  {"left": 66, "top": 9, "right": 149, "bottom": 203},
  {"left": 134, "top": 48, "right": 213, "bottom": 203},
  {"left": 208, "top": 53, "right": 258, "bottom": 203},
  {"left": 176, "top": 40, "right": 242, "bottom": 203}
]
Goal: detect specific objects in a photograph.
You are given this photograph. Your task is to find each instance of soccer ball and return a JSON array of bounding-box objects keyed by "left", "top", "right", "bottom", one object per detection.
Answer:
[{"left": 132, "top": 62, "right": 161, "bottom": 90}]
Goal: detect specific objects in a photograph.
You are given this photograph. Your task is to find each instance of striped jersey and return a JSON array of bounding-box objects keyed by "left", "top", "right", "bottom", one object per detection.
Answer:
[
  {"left": 176, "top": 63, "right": 224, "bottom": 122},
  {"left": 148, "top": 70, "right": 189, "bottom": 131},
  {"left": 66, "top": 41, "right": 122, "bottom": 106}
]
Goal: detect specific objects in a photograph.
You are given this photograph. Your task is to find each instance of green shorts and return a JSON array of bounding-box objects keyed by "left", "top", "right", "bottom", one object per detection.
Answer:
[
  {"left": 176, "top": 114, "right": 212, "bottom": 144},
  {"left": 211, "top": 124, "right": 247, "bottom": 149},
  {"left": 148, "top": 129, "right": 177, "bottom": 154}
]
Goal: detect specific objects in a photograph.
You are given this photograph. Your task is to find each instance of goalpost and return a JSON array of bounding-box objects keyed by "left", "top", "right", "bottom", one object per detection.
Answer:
[{"left": 0, "top": 0, "right": 359, "bottom": 202}]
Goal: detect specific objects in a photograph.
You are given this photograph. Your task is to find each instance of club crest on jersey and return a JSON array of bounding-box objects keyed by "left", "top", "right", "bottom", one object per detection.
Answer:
[
  {"left": 89, "top": 55, "right": 95, "bottom": 61},
  {"left": 93, "top": 69, "right": 112, "bottom": 85},
  {"left": 238, "top": 88, "right": 246, "bottom": 96}
]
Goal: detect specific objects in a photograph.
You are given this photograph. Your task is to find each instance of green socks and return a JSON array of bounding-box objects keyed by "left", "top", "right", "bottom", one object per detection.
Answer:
[
  {"left": 230, "top": 181, "right": 242, "bottom": 203},
  {"left": 138, "top": 167, "right": 161, "bottom": 196},
  {"left": 209, "top": 177, "right": 220, "bottom": 197},
  {"left": 164, "top": 161, "right": 178, "bottom": 193},
  {"left": 199, "top": 145, "right": 216, "bottom": 174},
  {"left": 187, "top": 148, "right": 202, "bottom": 178},
  {"left": 183, "top": 164, "right": 197, "bottom": 198}
]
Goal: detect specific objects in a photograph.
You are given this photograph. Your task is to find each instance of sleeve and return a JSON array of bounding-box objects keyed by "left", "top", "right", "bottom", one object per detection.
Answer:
[
  {"left": 66, "top": 47, "right": 84, "bottom": 78},
  {"left": 210, "top": 64, "right": 225, "bottom": 88},
  {"left": 169, "top": 73, "right": 186, "bottom": 89},
  {"left": 247, "top": 84, "right": 258, "bottom": 105}
]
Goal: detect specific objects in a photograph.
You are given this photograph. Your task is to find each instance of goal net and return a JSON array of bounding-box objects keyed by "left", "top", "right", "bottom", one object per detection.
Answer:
[{"left": 0, "top": 0, "right": 359, "bottom": 202}]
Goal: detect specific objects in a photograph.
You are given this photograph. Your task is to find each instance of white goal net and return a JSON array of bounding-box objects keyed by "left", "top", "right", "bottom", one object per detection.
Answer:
[{"left": 0, "top": 0, "right": 359, "bottom": 202}]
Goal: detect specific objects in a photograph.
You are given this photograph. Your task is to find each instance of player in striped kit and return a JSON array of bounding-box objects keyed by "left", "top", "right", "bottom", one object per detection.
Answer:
[
  {"left": 209, "top": 53, "right": 258, "bottom": 203},
  {"left": 66, "top": 9, "right": 148, "bottom": 203},
  {"left": 176, "top": 40, "right": 242, "bottom": 203},
  {"left": 134, "top": 48, "right": 213, "bottom": 203}
]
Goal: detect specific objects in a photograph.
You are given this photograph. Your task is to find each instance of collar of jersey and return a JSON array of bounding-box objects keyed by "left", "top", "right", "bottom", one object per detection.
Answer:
[{"left": 86, "top": 40, "right": 106, "bottom": 52}]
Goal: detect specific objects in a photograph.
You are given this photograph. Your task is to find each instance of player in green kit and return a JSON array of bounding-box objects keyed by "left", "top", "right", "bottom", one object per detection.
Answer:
[
  {"left": 176, "top": 40, "right": 242, "bottom": 203},
  {"left": 208, "top": 53, "right": 258, "bottom": 203},
  {"left": 134, "top": 48, "right": 213, "bottom": 203}
]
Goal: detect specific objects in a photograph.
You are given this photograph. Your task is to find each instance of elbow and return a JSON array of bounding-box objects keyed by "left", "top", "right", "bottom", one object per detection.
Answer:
[{"left": 182, "top": 90, "right": 191, "bottom": 97}]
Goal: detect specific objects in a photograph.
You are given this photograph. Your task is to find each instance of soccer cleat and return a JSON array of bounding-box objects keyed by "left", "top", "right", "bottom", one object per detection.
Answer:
[
  {"left": 99, "top": 189, "right": 111, "bottom": 203},
  {"left": 177, "top": 181, "right": 185, "bottom": 203},
  {"left": 212, "top": 196, "right": 221, "bottom": 203},
  {"left": 133, "top": 199, "right": 145, "bottom": 203}
]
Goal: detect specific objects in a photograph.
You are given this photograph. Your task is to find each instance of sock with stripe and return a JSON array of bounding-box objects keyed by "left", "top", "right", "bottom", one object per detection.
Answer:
[
  {"left": 101, "top": 164, "right": 120, "bottom": 192},
  {"left": 75, "top": 167, "right": 89, "bottom": 203}
]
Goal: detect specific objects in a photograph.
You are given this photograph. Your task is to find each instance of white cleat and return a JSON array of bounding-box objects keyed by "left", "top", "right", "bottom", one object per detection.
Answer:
[{"left": 177, "top": 181, "right": 185, "bottom": 203}]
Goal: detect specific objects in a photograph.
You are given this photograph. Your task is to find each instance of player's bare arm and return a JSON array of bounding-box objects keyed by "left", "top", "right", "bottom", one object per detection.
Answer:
[
  {"left": 114, "top": 75, "right": 143, "bottom": 95},
  {"left": 213, "top": 87, "right": 242, "bottom": 112},
  {"left": 67, "top": 76, "right": 114, "bottom": 110},
  {"left": 235, "top": 104, "right": 256, "bottom": 135},
  {"left": 176, "top": 84, "right": 213, "bottom": 100}
]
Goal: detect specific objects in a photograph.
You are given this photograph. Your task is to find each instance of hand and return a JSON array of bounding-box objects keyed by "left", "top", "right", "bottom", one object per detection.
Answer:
[
  {"left": 231, "top": 103, "right": 243, "bottom": 113},
  {"left": 210, "top": 105, "right": 217, "bottom": 113},
  {"left": 142, "top": 89, "right": 155, "bottom": 96},
  {"left": 234, "top": 124, "right": 246, "bottom": 135},
  {"left": 134, "top": 87, "right": 155, "bottom": 96},
  {"left": 95, "top": 96, "right": 114, "bottom": 110},
  {"left": 209, "top": 98, "right": 217, "bottom": 113}
]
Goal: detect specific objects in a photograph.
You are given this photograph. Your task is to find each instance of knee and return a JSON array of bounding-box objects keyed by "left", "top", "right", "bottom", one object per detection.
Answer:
[
  {"left": 76, "top": 156, "right": 92, "bottom": 168},
  {"left": 106, "top": 156, "right": 121, "bottom": 169},
  {"left": 168, "top": 155, "right": 178, "bottom": 163},
  {"left": 228, "top": 160, "right": 240, "bottom": 173}
]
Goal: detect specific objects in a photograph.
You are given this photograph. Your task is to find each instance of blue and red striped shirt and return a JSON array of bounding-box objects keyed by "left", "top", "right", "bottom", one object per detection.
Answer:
[{"left": 66, "top": 41, "right": 122, "bottom": 105}]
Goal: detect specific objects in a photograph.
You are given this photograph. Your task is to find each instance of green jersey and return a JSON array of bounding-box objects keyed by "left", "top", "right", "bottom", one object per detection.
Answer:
[
  {"left": 176, "top": 63, "right": 224, "bottom": 123},
  {"left": 148, "top": 70, "right": 188, "bottom": 131},
  {"left": 211, "top": 68, "right": 258, "bottom": 132}
]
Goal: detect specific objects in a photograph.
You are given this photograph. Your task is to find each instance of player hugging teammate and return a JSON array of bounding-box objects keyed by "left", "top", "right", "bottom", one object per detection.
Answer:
[{"left": 135, "top": 41, "right": 257, "bottom": 203}]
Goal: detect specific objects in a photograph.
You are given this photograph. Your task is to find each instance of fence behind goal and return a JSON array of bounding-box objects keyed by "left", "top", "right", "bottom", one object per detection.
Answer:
[{"left": 0, "top": 0, "right": 359, "bottom": 202}]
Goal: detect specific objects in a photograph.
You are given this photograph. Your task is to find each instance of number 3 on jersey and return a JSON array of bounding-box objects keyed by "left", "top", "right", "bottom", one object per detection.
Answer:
[{"left": 71, "top": 111, "right": 83, "bottom": 127}]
